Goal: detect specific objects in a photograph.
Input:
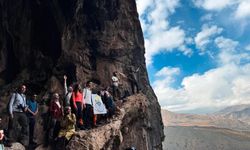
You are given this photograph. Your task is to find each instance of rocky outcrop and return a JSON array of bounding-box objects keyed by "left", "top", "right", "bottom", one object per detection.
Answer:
[
  {"left": 68, "top": 94, "right": 161, "bottom": 150},
  {"left": 5, "top": 142, "right": 25, "bottom": 150},
  {"left": 0, "top": 0, "right": 164, "bottom": 149}
]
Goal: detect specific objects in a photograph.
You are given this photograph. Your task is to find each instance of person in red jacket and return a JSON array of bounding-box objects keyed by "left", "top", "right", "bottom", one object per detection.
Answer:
[
  {"left": 72, "top": 84, "right": 85, "bottom": 128},
  {"left": 48, "top": 93, "right": 63, "bottom": 143}
]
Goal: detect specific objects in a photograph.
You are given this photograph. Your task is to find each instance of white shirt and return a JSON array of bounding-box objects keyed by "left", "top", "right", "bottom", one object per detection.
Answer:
[
  {"left": 112, "top": 76, "right": 119, "bottom": 87},
  {"left": 83, "top": 88, "right": 92, "bottom": 105},
  {"left": 55, "top": 101, "right": 61, "bottom": 108}
]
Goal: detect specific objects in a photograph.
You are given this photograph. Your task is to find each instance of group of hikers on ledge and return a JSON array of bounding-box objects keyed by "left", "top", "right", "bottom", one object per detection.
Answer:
[{"left": 0, "top": 68, "right": 141, "bottom": 150}]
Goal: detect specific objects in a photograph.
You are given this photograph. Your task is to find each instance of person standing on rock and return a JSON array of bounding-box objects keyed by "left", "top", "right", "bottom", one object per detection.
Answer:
[
  {"left": 103, "top": 89, "right": 115, "bottom": 121},
  {"left": 83, "top": 81, "right": 94, "bottom": 129},
  {"left": 72, "top": 84, "right": 85, "bottom": 128},
  {"left": 63, "top": 75, "right": 73, "bottom": 107},
  {"left": 26, "top": 94, "right": 38, "bottom": 146},
  {"left": 128, "top": 66, "right": 141, "bottom": 94},
  {"left": 111, "top": 71, "right": 122, "bottom": 100},
  {"left": 47, "top": 93, "right": 63, "bottom": 144},
  {"left": 8, "top": 84, "right": 29, "bottom": 147}
]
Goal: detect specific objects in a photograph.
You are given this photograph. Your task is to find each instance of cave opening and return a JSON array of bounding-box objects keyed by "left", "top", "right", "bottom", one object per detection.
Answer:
[
  {"left": 5, "top": 33, "right": 19, "bottom": 83},
  {"left": 30, "top": 1, "right": 62, "bottom": 63}
]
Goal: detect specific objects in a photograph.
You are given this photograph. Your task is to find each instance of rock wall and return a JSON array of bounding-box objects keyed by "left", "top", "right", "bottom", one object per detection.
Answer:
[{"left": 0, "top": 0, "right": 164, "bottom": 149}]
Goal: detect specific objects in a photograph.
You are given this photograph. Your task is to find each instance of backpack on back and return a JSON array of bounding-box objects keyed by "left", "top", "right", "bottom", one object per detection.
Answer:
[{"left": 6, "top": 93, "right": 17, "bottom": 115}]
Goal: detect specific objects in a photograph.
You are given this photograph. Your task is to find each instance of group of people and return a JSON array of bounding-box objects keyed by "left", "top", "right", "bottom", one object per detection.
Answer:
[
  {"left": 1, "top": 74, "right": 125, "bottom": 149},
  {"left": 0, "top": 67, "right": 142, "bottom": 150},
  {"left": 3, "top": 85, "right": 39, "bottom": 149}
]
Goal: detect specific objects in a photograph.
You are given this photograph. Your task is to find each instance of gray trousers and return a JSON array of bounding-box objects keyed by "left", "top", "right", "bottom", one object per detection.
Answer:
[{"left": 8, "top": 112, "right": 29, "bottom": 146}]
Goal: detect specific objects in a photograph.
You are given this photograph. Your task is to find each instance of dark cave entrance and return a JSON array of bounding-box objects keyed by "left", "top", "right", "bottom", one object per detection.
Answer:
[
  {"left": 5, "top": 33, "right": 20, "bottom": 83},
  {"left": 31, "top": 1, "right": 62, "bottom": 62}
]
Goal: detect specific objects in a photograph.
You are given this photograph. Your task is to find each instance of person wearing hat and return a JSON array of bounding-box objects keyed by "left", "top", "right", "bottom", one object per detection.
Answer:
[{"left": 26, "top": 94, "right": 39, "bottom": 146}]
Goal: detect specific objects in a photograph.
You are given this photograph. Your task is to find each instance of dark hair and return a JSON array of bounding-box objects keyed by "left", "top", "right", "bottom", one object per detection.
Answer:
[
  {"left": 73, "top": 83, "right": 81, "bottom": 93},
  {"left": 86, "top": 81, "right": 92, "bottom": 87},
  {"left": 125, "top": 147, "right": 136, "bottom": 150}
]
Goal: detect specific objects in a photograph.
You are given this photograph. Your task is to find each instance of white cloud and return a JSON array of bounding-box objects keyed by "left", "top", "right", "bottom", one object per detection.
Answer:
[
  {"left": 200, "top": 14, "right": 213, "bottom": 21},
  {"left": 136, "top": 0, "right": 192, "bottom": 65},
  {"left": 155, "top": 64, "right": 250, "bottom": 113},
  {"left": 193, "top": 0, "right": 250, "bottom": 20},
  {"left": 153, "top": 36, "right": 250, "bottom": 113},
  {"left": 155, "top": 67, "right": 180, "bottom": 77},
  {"left": 245, "top": 44, "right": 250, "bottom": 51},
  {"left": 215, "top": 36, "right": 250, "bottom": 65},
  {"left": 194, "top": 25, "right": 223, "bottom": 53},
  {"left": 193, "top": 0, "right": 234, "bottom": 10},
  {"left": 136, "top": 0, "right": 153, "bottom": 16},
  {"left": 145, "top": 27, "right": 186, "bottom": 64},
  {"left": 215, "top": 36, "right": 238, "bottom": 52},
  {"left": 235, "top": 0, "right": 250, "bottom": 19}
]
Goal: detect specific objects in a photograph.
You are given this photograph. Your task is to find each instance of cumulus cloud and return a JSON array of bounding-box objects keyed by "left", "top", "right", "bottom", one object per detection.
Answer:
[
  {"left": 155, "top": 66, "right": 180, "bottom": 77},
  {"left": 136, "top": 0, "right": 192, "bottom": 65},
  {"left": 215, "top": 36, "right": 250, "bottom": 65},
  {"left": 152, "top": 67, "right": 188, "bottom": 107},
  {"left": 155, "top": 64, "right": 250, "bottom": 113},
  {"left": 215, "top": 36, "right": 238, "bottom": 52},
  {"left": 194, "top": 25, "right": 223, "bottom": 53},
  {"left": 193, "top": 0, "right": 250, "bottom": 19},
  {"left": 145, "top": 27, "right": 187, "bottom": 64},
  {"left": 235, "top": 0, "right": 250, "bottom": 19},
  {"left": 193, "top": 0, "right": 234, "bottom": 10},
  {"left": 136, "top": 0, "right": 153, "bottom": 16},
  {"left": 200, "top": 14, "right": 213, "bottom": 21},
  {"left": 154, "top": 37, "right": 250, "bottom": 113},
  {"left": 246, "top": 44, "right": 250, "bottom": 51}
]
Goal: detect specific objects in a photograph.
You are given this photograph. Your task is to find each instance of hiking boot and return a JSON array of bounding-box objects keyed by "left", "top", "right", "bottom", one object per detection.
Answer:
[
  {"left": 92, "top": 124, "right": 100, "bottom": 128},
  {"left": 30, "top": 140, "right": 37, "bottom": 146},
  {"left": 4, "top": 141, "right": 12, "bottom": 147},
  {"left": 80, "top": 126, "right": 87, "bottom": 130}
]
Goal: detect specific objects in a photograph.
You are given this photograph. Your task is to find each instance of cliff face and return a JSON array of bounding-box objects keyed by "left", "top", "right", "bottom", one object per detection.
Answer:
[{"left": 0, "top": 0, "right": 164, "bottom": 149}]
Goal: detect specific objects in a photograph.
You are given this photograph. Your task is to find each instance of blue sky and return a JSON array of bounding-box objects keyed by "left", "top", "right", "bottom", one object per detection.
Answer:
[{"left": 136, "top": 0, "right": 250, "bottom": 114}]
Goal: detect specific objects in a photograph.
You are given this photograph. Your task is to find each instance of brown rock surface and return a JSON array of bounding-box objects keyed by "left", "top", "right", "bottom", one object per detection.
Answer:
[
  {"left": 0, "top": 0, "right": 164, "bottom": 149},
  {"left": 67, "top": 94, "right": 162, "bottom": 150}
]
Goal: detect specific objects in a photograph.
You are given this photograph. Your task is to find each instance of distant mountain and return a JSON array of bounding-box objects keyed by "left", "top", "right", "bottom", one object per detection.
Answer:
[
  {"left": 161, "top": 108, "right": 250, "bottom": 131},
  {"left": 215, "top": 104, "right": 250, "bottom": 124},
  {"left": 163, "top": 126, "right": 250, "bottom": 150},
  {"left": 215, "top": 104, "right": 250, "bottom": 115},
  {"left": 162, "top": 105, "right": 250, "bottom": 150}
]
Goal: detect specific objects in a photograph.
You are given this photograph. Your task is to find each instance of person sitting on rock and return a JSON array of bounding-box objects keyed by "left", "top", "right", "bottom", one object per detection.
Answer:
[
  {"left": 57, "top": 106, "right": 76, "bottom": 149},
  {"left": 26, "top": 94, "right": 39, "bottom": 146},
  {"left": 63, "top": 75, "right": 73, "bottom": 107},
  {"left": 72, "top": 84, "right": 84, "bottom": 128}
]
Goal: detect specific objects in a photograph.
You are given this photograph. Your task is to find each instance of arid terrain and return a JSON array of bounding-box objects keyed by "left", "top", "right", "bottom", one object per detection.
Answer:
[
  {"left": 163, "top": 126, "right": 250, "bottom": 150},
  {"left": 162, "top": 104, "right": 250, "bottom": 150}
]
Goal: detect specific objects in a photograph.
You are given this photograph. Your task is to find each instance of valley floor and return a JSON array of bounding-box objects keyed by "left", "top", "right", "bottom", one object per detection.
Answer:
[{"left": 163, "top": 126, "right": 250, "bottom": 150}]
